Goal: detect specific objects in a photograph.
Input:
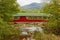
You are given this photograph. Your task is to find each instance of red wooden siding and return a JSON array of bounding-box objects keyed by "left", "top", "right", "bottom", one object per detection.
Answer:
[{"left": 12, "top": 16, "right": 49, "bottom": 22}]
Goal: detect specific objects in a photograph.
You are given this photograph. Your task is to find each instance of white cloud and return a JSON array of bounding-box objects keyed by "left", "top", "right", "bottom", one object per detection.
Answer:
[
  {"left": 17, "top": 0, "right": 50, "bottom": 6},
  {"left": 17, "top": 0, "right": 42, "bottom": 6}
]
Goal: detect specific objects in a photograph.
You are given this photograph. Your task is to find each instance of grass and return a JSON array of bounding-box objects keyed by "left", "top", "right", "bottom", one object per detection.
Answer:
[{"left": 36, "top": 33, "right": 60, "bottom": 40}]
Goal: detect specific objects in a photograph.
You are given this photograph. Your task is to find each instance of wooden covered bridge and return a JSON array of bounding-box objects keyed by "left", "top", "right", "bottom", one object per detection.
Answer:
[{"left": 12, "top": 13, "right": 52, "bottom": 22}]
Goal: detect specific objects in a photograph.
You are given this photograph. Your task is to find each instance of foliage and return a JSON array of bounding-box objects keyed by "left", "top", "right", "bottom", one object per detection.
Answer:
[
  {"left": 41, "top": 0, "right": 60, "bottom": 27},
  {"left": 34, "top": 31, "right": 42, "bottom": 40},
  {"left": 41, "top": 0, "right": 60, "bottom": 35},
  {"left": 33, "top": 31, "right": 59, "bottom": 40},
  {"left": 0, "top": 0, "right": 20, "bottom": 40}
]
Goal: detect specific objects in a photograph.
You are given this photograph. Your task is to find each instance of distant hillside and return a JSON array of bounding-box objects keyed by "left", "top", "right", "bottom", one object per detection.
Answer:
[{"left": 21, "top": 3, "right": 44, "bottom": 10}]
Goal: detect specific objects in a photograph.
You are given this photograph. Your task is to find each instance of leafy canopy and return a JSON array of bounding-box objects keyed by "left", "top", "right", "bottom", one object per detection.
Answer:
[
  {"left": 41, "top": 0, "right": 60, "bottom": 27},
  {"left": 0, "top": 0, "right": 20, "bottom": 36}
]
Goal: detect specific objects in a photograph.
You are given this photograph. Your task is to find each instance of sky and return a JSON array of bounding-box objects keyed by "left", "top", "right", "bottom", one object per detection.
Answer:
[{"left": 17, "top": 0, "right": 50, "bottom": 6}]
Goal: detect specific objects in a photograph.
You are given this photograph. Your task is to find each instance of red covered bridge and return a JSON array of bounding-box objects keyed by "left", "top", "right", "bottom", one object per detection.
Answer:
[{"left": 12, "top": 13, "right": 52, "bottom": 22}]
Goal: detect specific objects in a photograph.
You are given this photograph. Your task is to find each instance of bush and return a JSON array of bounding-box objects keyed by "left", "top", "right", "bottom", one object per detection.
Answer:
[
  {"left": 43, "top": 27, "right": 60, "bottom": 35},
  {"left": 0, "top": 25, "right": 21, "bottom": 40}
]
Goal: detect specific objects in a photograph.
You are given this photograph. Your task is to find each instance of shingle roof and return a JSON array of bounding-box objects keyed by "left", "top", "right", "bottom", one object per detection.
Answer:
[{"left": 13, "top": 13, "right": 52, "bottom": 17}]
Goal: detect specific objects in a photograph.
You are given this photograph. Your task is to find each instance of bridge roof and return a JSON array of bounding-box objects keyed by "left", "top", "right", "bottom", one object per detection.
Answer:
[{"left": 13, "top": 13, "right": 52, "bottom": 17}]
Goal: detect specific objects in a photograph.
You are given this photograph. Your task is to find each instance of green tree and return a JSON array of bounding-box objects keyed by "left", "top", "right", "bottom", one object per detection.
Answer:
[
  {"left": 41, "top": 0, "right": 60, "bottom": 35},
  {"left": 41, "top": 0, "right": 60, "bottom": 27},
  {"left": 0, "top": 0, "right": 20, "bottom": 40}
]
